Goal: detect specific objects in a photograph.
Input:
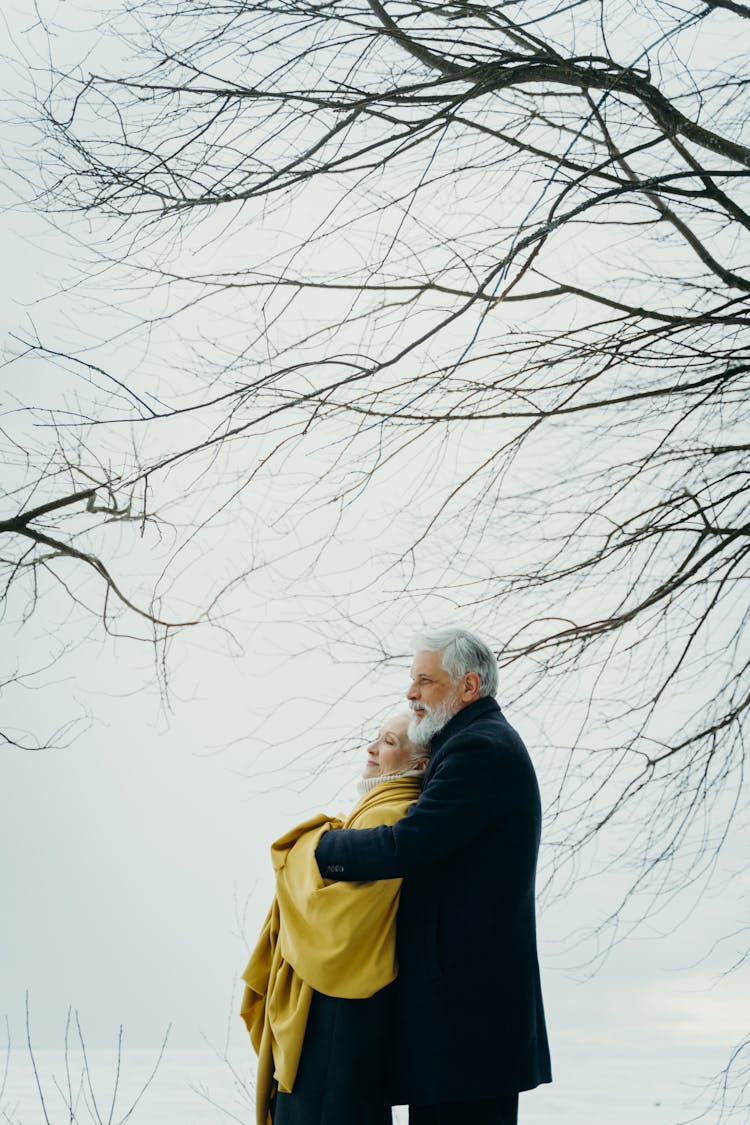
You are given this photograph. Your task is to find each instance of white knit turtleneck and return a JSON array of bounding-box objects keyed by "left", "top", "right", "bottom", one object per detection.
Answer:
[{"left": 356, "top": 768, "right": 425, "bottom": 797}]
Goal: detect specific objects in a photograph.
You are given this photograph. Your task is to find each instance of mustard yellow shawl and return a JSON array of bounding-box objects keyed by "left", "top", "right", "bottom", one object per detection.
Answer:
[{"left": 240, "top": 777, "right": 421, "bottom": 1125}]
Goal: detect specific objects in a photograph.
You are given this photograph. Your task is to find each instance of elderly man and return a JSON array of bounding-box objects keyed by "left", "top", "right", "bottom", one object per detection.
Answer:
[{"left": 315, "top": 627, "right": 551, "bottom": 1124}]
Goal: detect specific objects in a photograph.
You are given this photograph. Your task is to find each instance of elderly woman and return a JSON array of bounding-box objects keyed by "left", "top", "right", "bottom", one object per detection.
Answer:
[{"left": 241, "top": 711, "right": 428, "bottom": 1125}]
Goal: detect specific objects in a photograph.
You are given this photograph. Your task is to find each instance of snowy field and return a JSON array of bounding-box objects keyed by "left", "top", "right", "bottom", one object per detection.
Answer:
[{"left": 1, "top": 1036, "right": 728, "bottom": 1125}]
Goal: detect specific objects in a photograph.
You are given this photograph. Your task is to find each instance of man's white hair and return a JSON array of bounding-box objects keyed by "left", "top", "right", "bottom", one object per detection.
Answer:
[{"left": 412, "top": 626, "right": 498, "bottom": 698}]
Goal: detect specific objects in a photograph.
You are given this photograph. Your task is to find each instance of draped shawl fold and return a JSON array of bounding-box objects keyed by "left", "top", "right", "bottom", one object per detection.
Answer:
[{"left": 241, "top": 777, "right": 421, "bottom": 1125}]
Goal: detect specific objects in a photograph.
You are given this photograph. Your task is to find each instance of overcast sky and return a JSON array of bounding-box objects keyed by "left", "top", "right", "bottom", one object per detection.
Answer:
[{"left": 1, "top": 4, "right": 749, "bottom": 1123}]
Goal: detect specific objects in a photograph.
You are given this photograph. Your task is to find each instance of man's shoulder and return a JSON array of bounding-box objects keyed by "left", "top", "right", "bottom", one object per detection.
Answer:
[
  {"left": 427, "top": 704, "right": 533, "bottom": 787},
  {"left": 443, "top": 702, "right": 526, "bottom": 754}
]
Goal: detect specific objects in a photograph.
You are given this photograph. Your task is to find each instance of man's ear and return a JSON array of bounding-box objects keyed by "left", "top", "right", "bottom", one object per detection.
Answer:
[
  {"left": 462, "top": 671, "right": 481, "bottom": 702},
  {"left": 414, "top": 757, "right": 429, "bottom": 773}
]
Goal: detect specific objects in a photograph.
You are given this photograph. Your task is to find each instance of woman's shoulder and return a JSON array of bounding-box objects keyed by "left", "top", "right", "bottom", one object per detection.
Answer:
[{"left": 347, "top": 777, "right": 422, "bottom": 829}]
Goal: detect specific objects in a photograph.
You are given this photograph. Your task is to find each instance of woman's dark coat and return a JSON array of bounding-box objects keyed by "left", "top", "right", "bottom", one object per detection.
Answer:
[
  {"left": 271, "top": 989, "right": 392, "bottom": 1125},
  {"left": 315, "top": 696, "right": 552, "bottom": 1105}
]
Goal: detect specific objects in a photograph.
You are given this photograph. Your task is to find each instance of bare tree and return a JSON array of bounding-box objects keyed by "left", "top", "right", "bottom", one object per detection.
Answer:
[
  {"left": 706, "top": 1035, "right": 750, "bottom": 1122},
  {"left": 4, "top": 0, "right": 749, "bottom": 1051},
  {"left": 5, "top": 997, "right": 171, "bottom": 1125}
]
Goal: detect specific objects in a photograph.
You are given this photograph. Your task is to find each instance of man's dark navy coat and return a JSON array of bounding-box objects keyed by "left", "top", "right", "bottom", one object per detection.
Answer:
[{"left": 315, "top": 696, "right": 552, "bottom": 1105}]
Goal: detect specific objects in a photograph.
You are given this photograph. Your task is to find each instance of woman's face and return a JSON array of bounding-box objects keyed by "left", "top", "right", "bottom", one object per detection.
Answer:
[{"left": 362, "top": 712, "right": 425, "bottom": 778}]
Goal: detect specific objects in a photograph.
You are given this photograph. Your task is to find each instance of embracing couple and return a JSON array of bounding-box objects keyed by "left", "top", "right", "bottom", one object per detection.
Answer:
[{"left": 242, "top": 627, "right": 551, "bottom": 1124}]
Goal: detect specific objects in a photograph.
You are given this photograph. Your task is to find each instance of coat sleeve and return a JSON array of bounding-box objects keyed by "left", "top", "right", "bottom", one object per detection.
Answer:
[{"left": 316, "top": 732, "right": 533, "bottom": 881}]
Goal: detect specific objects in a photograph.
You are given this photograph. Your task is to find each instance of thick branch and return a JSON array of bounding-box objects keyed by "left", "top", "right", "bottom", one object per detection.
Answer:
[
  {"left": 364, "top": 2, "right": 750, "bottom": 169},
  {"left": 700, "top": 0, "right": 750, "bottom": 17},
  {"left": 0, "top": 488, "right": 96, "bottom": 533}
]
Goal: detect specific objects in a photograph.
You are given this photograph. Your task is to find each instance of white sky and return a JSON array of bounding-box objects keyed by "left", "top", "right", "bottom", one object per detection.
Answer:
[{"left": 1, "top": 3, "right": 749, "bottom": 1121}]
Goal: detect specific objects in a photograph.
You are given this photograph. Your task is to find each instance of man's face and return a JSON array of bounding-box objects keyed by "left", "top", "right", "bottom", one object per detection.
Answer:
[
  {"left": 406, "top": 649, "right": 461, "bottom": 721},
  {"left": 406, "top": 649, "right": 466, "bottom": 746}
]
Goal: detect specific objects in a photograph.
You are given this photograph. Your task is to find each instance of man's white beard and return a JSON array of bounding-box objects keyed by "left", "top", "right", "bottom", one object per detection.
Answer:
[{"left": 408, "top": 696, "right": 460, "bottom": 747}]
